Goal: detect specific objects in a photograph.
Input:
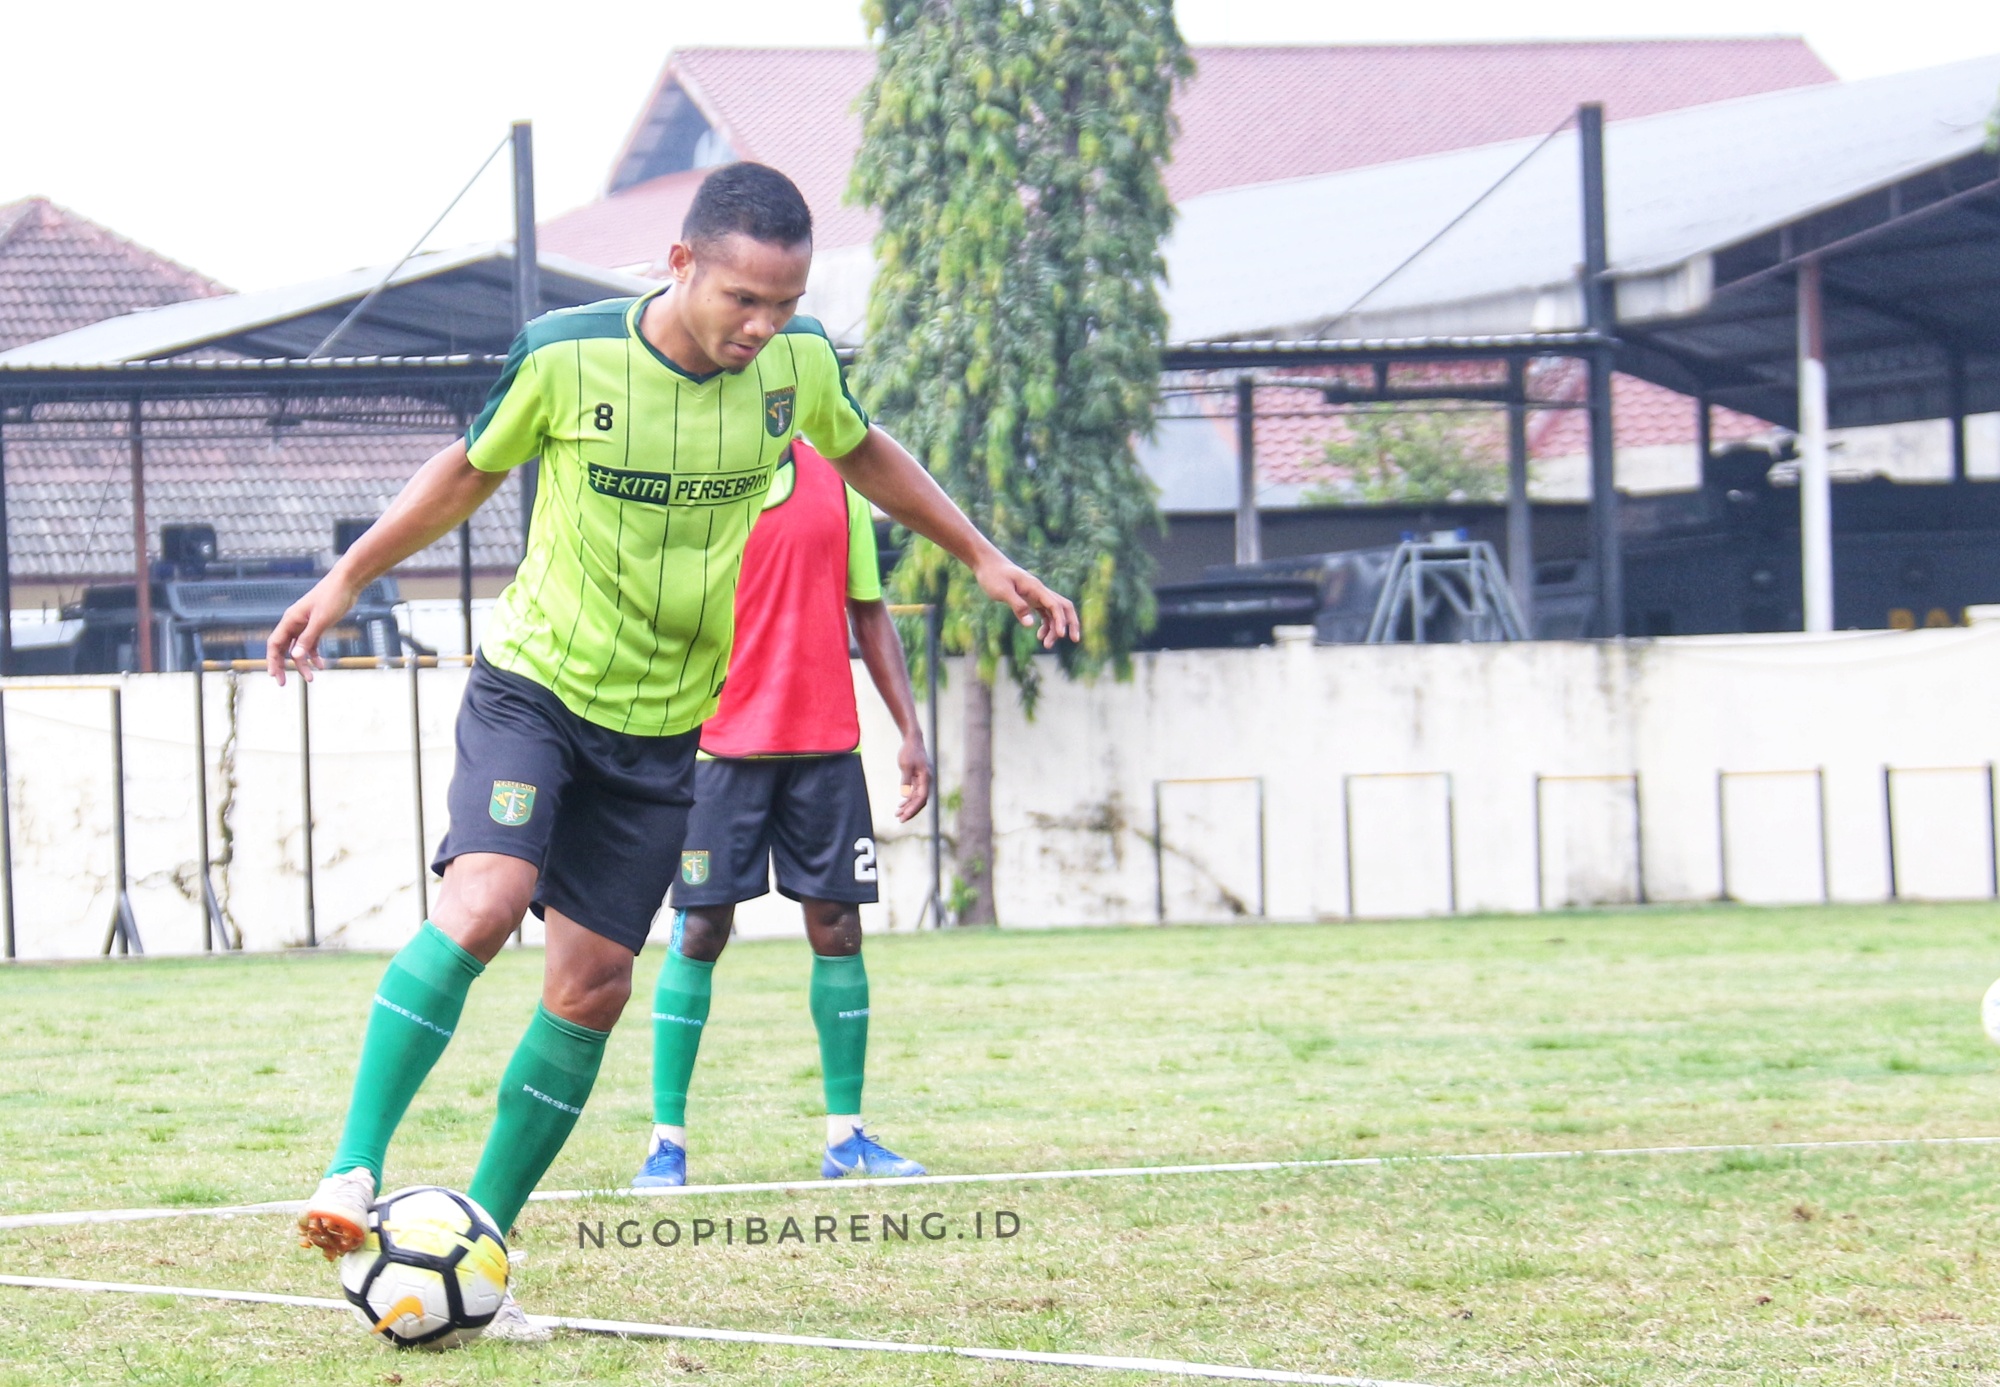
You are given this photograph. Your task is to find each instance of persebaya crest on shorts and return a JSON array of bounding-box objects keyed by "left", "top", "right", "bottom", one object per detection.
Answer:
[{"left": 464, "top": 288, "right": 871, "bottom": 736}]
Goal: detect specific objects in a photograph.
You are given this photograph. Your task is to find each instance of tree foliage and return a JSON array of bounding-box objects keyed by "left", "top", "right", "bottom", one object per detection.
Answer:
[
  {"left": 852, "top": 0, "right": 1188, "bottom": 705},
  {"left": 1304, "top": 406, "right": 1508, "bottom": 505}
]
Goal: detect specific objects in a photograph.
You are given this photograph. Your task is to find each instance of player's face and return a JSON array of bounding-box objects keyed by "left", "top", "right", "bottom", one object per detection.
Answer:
[{"left": 672, "top": 233, "right": 812, "bottom": 372}]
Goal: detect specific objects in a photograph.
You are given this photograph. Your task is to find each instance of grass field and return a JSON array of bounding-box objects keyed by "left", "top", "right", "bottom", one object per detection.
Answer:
[{"left": 3, "top": 902, "right": 2000, "bottom": 1384}]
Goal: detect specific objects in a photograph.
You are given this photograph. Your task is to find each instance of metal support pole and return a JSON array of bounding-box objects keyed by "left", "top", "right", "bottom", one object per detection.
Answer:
[
  {"left": 457, "top": 521, "right": 475, "bottom": 656},
  {"left": 0, "top": 690, "right": 12, "bottom": 958},
  {"left": 512, "top": 121, "right": 541, "bottom": 554},
  {"left": 1532, "top": 774, "right": 1546, "bottom": 912},
  {"left": 1631, "top": 774, "right": 1647, "bottom": 904},
  {"left": 129, "top": 396, "right": 154, "bottom": 673},
  {"left": 1443, "top": 773, "right": 1458, "bottom": 915},
  {"left": 1816, "top": 767, "right": 1831, "bottom": 904},
  {"left": 1988, "top": 762, "right": 1998, "bottom": 900},
  {"left": 191, "top": 668, "right": 230, "bottom": 950},
  {"left": 926, "top": 603, "right": 943, "bottom": 929},
  {"left": 1578, "top": 103, "right": 1622, "bottom": 637},
  {"left": 1797, "top": 259, "right": 1834, "bottom": 633},
  {"left": 410, "top": 651, "right": 429, "bottom": 924},
  {"left": 1949, "top": 351, "right": 1969, "bottom": 484},
  {"left": 299, "top": 675, "right": 317, "bottom": 947},
  {"left": 1695, "top": 393, "right": 1713, "bottom": 482},
  {"left": 1255, "top": 779, "right": 1268, "bottom": 918},
  {"left": 1341, "top": 776, "right": 1357, "bottom": 919},
  {"left": 1505, "top": 359, "right": 1533, "bottom": 627},
  {"left": 103, "top": 689, "right": 142, "bottom": 955},
  {"left": 1883, "top": 765, "right": 1898, "bottom": 901},
  {"left": 1152, "top": 780, "right": 1166, "bottom": 924},
  {"left": 1720, "top": 771, "right": 1736, "bottom": 903},
  {"left": 1234, "top": 374, "right": 1259, "bottom": 565},
  {"left": 0, "top": 417, "right": 12, "bottom": 678}
]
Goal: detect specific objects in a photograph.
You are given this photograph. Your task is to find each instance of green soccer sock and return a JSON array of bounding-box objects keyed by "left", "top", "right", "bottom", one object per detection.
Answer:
[
  {"left": 325, "top": 921, "right": 484, "bottom": 1183},
  {"left": 651, "top": 935, "right": 715, "bottom": 1127},
  {"left": 468, "top": 1004, "right": 609, "bottom": 1233},
  {"left": 809, "top": 951, "right": 870, "bottom": 1118}
]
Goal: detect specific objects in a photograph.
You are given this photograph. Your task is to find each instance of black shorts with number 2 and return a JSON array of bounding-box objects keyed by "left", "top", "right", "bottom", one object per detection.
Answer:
[
  {"left": 670, "top": 754, "right": 879, "bottom": 908},
  {"left": 433, "top": 655, "right": 697, "bottom": 954}
]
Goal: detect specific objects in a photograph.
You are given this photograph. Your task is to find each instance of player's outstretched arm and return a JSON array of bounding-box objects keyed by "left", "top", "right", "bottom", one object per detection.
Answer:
[
  {"left": 850, "top": 597, "right": 931, "bottom": 822},
  {"left": 265, "top": 439, "right": 509, "bottom": 683},
  {"left": 827, "top": 427, "right": 1080, "bottom": 649}
]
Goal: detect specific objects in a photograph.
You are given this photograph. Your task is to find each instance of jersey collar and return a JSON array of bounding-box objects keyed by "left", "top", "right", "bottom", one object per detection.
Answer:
[{"left": 628, "top": 285, "right": 724, "bottom": 384}]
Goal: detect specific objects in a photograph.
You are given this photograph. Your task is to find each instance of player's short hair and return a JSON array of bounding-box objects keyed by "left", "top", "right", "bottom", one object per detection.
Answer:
[{"left": 682, "top": 163, "right": 814, "bottom": 249}]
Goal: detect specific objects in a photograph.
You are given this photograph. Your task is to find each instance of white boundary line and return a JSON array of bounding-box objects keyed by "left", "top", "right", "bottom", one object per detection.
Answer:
[
  {"left": 4, "top": 1134, "right": 1997, "bottom": 1232},
  {"left": 0, "top": 1273, "right": 1436, "bottom": 1387}
]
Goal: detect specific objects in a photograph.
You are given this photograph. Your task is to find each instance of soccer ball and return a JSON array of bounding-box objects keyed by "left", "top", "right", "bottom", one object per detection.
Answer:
[
  {"left": 1983, "top": 977, "right": 2000, "bottom": 1045},
  {"left": 338, "top": 1186, "right": 509, "bottom": 1349}
]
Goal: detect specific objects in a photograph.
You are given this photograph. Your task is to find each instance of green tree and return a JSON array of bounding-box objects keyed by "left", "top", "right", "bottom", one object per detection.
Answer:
[
  {"left": 853, "top": 0, "right": 1187, "bottom": 923},
  {"left": 1304, "top": 406, "right": 1507, "bottom": 505}
]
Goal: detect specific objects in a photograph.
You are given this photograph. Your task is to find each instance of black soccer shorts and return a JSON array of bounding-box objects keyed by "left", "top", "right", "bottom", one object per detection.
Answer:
[
  {"left": 670, "top": 753, "right": 879, "bottom": 908},
  {"left": 432, "top": 655, "right": 697, "bottom": 954}
]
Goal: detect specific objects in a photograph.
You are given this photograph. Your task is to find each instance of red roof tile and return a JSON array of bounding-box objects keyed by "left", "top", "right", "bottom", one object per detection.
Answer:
[
  {"left": 4, "top": 417, "right": 520, "bottom": 582},
  {"left": 543, "top": 39, "right": 1835, "bottom": 270},
  {"left": 539, "top": 168, "right": 709, "bottom": 275},
  {"left": 0, "top": 198, "right": 228, "bottom": 352}
]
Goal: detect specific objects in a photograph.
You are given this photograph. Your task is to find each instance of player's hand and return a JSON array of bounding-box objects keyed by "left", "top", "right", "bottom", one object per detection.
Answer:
[
  {"left": 895, "top": 733, "right": 932, "bottom": 823},
  {"left": 266, "top": 574, "right": 360, "bottom": 685},
  {"left": 974, "top": 559, "right": 1080, "bottom": 649}
]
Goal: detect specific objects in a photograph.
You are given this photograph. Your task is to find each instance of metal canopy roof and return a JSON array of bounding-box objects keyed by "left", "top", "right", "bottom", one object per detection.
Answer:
[
  {"left": 1623, "top": 150, "right": 2000, "bottom": 429},
  {"left": 1160, "top": 54, "right": 2000, "bottom": 429},
  {"left": 0, "top": 244, "right": 652, "bottom": 367}
]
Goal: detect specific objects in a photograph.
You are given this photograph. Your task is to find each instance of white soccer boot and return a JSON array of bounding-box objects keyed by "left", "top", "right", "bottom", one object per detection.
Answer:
[
  {"left": 297, "top": 1167, "right": 376, "bottom": 1259},
  {"left": 482, "top": 1290, "right": 553, "bottom": 1343}
]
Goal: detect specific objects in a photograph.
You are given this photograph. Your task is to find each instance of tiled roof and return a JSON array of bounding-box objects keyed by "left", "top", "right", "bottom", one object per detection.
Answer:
[
  {"left": 3, "top": 417, "right": 521, "bottom": 584},
  {"left": 0, "top": 198, "right": 228, "bottom": 352},
  {"left": 1163, "top": 40, "right": 1835, "bottom": 202},
  {"left": 543, "top": 39, "right": 1835, "bottom": 269},
  {"left": 538, "top": 169, "right": 709, "bottom": 275},
  {"left": 0, "top": 202, "right": 524, "bottom": 581}
]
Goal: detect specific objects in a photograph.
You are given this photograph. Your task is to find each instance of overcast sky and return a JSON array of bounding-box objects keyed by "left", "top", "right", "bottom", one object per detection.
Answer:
[{"left": 4, "top": 1, "right": 1995, "bottom": 292}]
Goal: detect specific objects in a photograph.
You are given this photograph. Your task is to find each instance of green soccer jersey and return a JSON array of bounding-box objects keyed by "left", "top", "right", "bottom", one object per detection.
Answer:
[{"left": 465, "top": 288, "right": 871, "bottom": 735}]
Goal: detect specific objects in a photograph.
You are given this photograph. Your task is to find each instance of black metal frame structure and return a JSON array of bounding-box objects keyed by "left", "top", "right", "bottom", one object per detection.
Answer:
[
  {"left": 1533, "top": 771, "right": 1646, "bottom": 911},
  {"left": 1716, "top": 767, "right": 1831, "bottom": 904}
]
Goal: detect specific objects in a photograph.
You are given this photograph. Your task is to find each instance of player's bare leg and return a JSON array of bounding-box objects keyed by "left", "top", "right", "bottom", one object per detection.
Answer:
[{"left": 298, "top": 853, "right": 535, "bottom": 1257}]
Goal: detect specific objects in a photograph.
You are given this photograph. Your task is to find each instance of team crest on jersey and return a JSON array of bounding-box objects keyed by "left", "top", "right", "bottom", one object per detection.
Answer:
[
  {"left": 763, "top": 387, "right": 795, "bottom": 437},
  {"left": 489, "top": 780, "right": 536, "bottom": 826},
  {"left": 681, "top": 850, "right": 711, "bottom": 885}
]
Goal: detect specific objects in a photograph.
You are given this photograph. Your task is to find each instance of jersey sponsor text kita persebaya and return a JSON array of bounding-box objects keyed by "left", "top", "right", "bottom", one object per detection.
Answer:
[{"left": 465, "top": 288, "right": 869, "bottom": 735}]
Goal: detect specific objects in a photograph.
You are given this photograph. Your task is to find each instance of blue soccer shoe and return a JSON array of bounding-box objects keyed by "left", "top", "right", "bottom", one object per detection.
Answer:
[
  {"left": 822, "top": 1129, "right": 926, "bottom": 1179},
  {"left": 631, "top": 1135, "right": 688, "bottom": 1188}
]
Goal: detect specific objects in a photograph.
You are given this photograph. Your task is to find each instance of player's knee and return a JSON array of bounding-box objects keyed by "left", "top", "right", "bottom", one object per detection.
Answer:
[
  {"left": 547, "top": 969, "right": 631, "bottom": 1032},
  {"left": 434, "top": 858, "right": 535, "bottom": 956},
  {"left": 804, "top": 899, "right": 862, "bottom": 956},
  {"left": 675, "top": 908, "right": 732, "bottom": 963}
]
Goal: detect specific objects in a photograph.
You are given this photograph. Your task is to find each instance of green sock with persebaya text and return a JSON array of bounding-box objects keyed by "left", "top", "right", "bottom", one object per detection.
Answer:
[
  {"left": 468, "top": 1004, "right": 608, "bottom": 1232},
  {"left": 809, "top": 951, "right": 869, "bottom": 1116},
  {"left": 325, "top": 921, "right": 484, "bottom": 1182},
  {"left": 650, "top": 941, "right": 714, "bottom": 1127}
]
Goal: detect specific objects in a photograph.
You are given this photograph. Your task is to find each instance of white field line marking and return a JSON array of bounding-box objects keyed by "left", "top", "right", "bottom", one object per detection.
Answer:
[
  {"left": 0, "top": 1274, "right": 1436, "bottom": 1387},
  {"left": 5, "top": 1134, "right": 1998, "bottom": 1232}
]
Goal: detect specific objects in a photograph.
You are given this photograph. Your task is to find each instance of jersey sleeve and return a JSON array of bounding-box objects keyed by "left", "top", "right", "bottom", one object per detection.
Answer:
[
  {"left": 790, "top": 323, "right": 871, "bottom": 460},
  {"left": 463, "top": 329, "right": 548, "bottom": 473},
  {"left": 845, "top": 485, "right": 883, "bottom": 601}
]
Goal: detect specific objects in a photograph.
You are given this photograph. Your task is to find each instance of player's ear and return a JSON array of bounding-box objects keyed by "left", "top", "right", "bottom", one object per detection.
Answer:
[{"left": 666, "top": 241, "right": 697, "bottom": 285}]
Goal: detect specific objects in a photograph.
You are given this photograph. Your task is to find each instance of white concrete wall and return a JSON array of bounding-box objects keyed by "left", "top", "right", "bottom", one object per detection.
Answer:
[{"left": 5, "top": 625, "right": 1999, "bottom": 959}]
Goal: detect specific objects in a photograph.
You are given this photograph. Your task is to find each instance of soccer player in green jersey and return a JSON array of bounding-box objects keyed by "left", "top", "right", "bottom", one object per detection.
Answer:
[{"left": 267, "top": 164, "right": 1077, "bottom": 1334}]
